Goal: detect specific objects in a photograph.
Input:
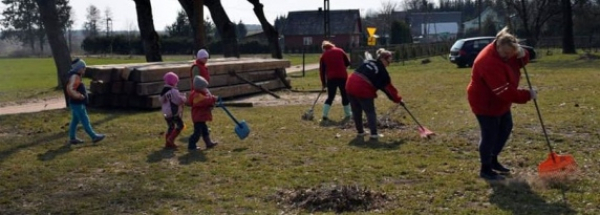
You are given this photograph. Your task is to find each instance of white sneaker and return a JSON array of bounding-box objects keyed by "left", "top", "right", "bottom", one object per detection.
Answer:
[
  {"left": 369, "top": 134, "right": 383, "bottom": 140},
  {"left": 357, "top": 132, "right": 367, "bottom": 137}
]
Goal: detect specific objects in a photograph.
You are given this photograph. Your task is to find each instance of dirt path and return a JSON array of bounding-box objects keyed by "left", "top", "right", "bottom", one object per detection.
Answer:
[{"left": 0, "top": 63, "right": 320, "bottom": 116}]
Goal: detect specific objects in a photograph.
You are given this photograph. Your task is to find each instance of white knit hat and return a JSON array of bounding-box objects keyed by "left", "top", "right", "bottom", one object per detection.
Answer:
[{"left": 196, "top": 49, "right": 209, "bottom": 59}]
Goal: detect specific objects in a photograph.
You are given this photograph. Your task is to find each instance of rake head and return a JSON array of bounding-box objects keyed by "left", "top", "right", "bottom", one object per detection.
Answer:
[
  {"left": 418, "top": 126, "right": 435, "bottom": 138},
  {"left": 302, "top": 110, "right": 314, "bottom": 121},
  {"left": 538, "top": 152, "right": 577, "bottom": 178}
]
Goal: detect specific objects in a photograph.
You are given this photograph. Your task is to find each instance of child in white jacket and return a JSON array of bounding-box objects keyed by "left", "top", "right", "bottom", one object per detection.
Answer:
[{"left": 159, "top": 71, "right": 187, "bottom": 149}]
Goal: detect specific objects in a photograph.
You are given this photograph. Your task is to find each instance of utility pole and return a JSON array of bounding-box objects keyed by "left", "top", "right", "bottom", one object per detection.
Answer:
[
  {"left": 478, "top": 0, "right": 482, "bottom": 36},
  {"left": 106, "top": 17, "right": 112, "bottom": 37},
  {"left": 323, "top": 0, "right": 330, "bottom": 39}
]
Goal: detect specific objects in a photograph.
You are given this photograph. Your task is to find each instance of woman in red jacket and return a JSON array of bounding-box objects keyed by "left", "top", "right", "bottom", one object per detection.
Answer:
[
  {"left": 467, "top": 27, "right": 536, "bottom": 180},
  {"left": 319, "top": 41, "right": 351, "bottom": 121},
  {"left": 346, "top": 48, "right": 403, "bottom": 140}
]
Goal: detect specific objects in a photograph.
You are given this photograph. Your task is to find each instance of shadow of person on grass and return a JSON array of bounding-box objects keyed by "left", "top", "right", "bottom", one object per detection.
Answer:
[
  {"left": 319, "top": 117, "right": 352, "bottom": 128},
  {"left": 348, "top": 136, "right": 404, "bottom": 150},
  {"left": 146, "top": 148, "right": 176, "bottom": 163},
  {"left": 178, "top": 150, "right": 207, "bottom": 165},
  {"left": 488, "top": 178, "right": 576, "bottom": 215},
  {"left": 37, "top": 144, "right": 73, "bottom": 161},
  {"left": 1, "top": 112, "right": 122, "bottom": 163}
]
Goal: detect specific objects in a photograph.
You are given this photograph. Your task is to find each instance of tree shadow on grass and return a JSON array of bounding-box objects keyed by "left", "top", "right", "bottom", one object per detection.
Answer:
[
  {"left": 178, "top": 150, "right": 207, "bottom": 165},
  {"left": 348, "top": 136, "right": 404, "bottom": 150},
  {"left": 488, "top": 178, "right": 576, "bottom": 215},
  {"left": 146, "top": 148, "right": 176, "bottom": 163}
]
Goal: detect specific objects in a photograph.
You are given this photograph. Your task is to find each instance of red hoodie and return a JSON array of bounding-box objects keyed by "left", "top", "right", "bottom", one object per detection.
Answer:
[
  {"left": 188, "top": 89, "right": 217, "bottom": 122},
  {"left": 467, "top": 41, "right": 531, "bottom": 116},
  {"left": 319, "top": 46, "right": 350, "bottom": 86}
]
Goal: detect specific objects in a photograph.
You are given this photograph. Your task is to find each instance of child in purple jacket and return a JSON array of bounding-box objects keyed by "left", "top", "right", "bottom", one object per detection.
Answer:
[{"left": 159, "top": 72, "right": 187, "bottom": 149}]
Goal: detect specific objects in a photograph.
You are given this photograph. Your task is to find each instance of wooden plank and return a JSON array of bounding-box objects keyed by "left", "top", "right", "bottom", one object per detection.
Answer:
[
  {"left": 135, "top": 70, "right": 277, "bottom": 96},
  {"left": 208, "top": 70, "right": 277, "bottom": 88},
  {"left": 111, "top": 82, "right": 124, "bottom": 94},
  {"left": 230, "top": 71, "right": 280, "bottom": 99},
  {"left": 88, "top": 93, "right": 111, "bottom": 108},
  {"left": 90, "top": 80, "right": 109, "bottom": 94},
  {"left": 123, "top": 81, "right": 136, "bottom": 95},
  {"left": 129, "top": 59, "right": 290, "bottom": 83},
  {"left": 136, "top": 79, "right": 286, "bottom": 109},
  {"left": 135, "top": 78, "right": 192, "bottom": 96}
]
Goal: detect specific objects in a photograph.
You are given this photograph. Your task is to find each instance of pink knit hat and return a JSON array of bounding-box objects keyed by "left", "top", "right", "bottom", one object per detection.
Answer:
[{"left": 163, "top": 72, "right": 179, "bottom": 86}]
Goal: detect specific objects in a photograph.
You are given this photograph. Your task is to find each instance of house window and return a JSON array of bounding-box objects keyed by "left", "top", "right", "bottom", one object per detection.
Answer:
[{"left": 303, "top": 37, "right": 313, "bottom": 46}]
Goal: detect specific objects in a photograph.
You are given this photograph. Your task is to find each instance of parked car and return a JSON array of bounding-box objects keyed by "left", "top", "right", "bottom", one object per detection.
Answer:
[{"left": 448, "top": 36, "right": 536, "bottom": 68}]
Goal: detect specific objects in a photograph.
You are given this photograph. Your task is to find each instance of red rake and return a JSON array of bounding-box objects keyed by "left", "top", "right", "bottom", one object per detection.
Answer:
[
  {"left": 521, "top": 59, "right": 577, "bottom": 177},
  {"left": 401, "top": 104, "right": 435, "bottom": 138}
]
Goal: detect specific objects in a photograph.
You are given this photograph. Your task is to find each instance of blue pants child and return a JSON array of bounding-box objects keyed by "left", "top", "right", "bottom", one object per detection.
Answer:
[{"left": 69, "top": 103, "right": 102, "bottom": 141}]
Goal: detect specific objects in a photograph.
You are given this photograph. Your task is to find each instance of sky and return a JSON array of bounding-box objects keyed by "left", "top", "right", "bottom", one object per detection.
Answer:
[{"left": 0, "top": 0, "right": 388, "bottom": 31}]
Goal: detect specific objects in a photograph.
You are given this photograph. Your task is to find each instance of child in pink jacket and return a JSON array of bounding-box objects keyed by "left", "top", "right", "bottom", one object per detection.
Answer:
[{"left": 159, "top": 72, "right": 187, "bottom": 149}]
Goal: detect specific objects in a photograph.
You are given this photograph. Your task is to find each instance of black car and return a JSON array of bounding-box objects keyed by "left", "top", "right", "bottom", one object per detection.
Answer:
[{"left": 448, "top": 36, "right": 536, "bottom": 68}]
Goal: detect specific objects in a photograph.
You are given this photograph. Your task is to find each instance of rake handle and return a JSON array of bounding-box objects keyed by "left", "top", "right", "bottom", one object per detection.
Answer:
[
  {"left": 401, "top": 104, "right": 425, "bottom": 130},
  {"left": 521, "top": 59, "right": 554, "bottom": 154},
  {"left": 310, "top": 89, "right": 325, "bottom": 110},
  {"left": 218, "top": 98, "right": 241, "bottom": 126}
]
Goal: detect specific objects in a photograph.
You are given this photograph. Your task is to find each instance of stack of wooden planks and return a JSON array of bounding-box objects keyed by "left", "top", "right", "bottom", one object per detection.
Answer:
[{"left": 85, "top": 58, "right": 291, "bottom": 109}]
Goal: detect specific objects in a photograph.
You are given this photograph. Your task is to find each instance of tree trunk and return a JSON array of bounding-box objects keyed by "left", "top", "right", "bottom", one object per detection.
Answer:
[
  {"left": 247, "top": 0, "right": 282, "bottom": 59},
  {"left": 561, "top": 0, "right": 576, "bottom": 54},
  {"left": 178, "top": 0, "right": 205, "bottom": 52},
  {"left": 34, "top": 0, "right": 72, "bottom": 107},
  {"left": 205, "top": 0, "right": 239, "bottom": 57},
  {"left": 133, "top": 0, "right": 162, "bottom": 62},
  {"left": 193, "top": 0, "right": 205, "bottom": 51}
]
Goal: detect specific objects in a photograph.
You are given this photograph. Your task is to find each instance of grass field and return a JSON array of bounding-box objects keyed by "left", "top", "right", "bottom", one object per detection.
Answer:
[
  {"left": 0, "top": 53, "right": 320, "bottom": 106},
  {"left": 0, "top": 52, "right": 599, "bottom": 214}
]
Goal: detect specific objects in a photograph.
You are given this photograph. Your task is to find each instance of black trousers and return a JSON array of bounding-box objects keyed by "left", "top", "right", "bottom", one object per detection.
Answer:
[
  {"left": 348, "top": 95, "right": 378, "bottom": 135},
  {"left": 325, "top": 78, "right": 349, "bottom": 106},
  {"left": 476, "top": 111, "right": 513, "bottom": 165}
]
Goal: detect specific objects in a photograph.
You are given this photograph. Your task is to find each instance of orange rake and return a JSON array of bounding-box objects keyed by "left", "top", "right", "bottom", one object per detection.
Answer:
[
  {"left": 401, "top": 104, "right": 435, "bottom": 138},
  {"left": 521, "top": 59, "right": 577, "bottom": 177}
]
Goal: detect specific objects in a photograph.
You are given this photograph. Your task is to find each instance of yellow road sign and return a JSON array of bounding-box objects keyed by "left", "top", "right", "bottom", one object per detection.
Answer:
[
  {"left": 367, "top": 37, "right": 376, "bottom": 46},
  {"left": 367, "top": 27, "right": 377, "bottom": 37}
]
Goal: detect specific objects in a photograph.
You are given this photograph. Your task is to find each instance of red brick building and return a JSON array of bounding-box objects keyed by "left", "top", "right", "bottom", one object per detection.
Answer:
[{"left": 282, "top": 9, "right": 362, "bottom": 53}]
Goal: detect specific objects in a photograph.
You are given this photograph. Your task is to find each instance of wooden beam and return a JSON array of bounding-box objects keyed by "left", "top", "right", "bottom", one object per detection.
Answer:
[
  {"left": 132, "top": 79, "right": 286, "bottom": 108},
  {"left": 229, "top": 70, "right": 280, "bottom": 99}
]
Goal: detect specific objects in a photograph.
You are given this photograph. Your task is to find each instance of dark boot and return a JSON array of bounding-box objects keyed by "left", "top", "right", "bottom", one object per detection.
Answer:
[
  {"left": 165, "top": 129, "right": 181, "bottom": 149},
  {"left": 203, "top": 135, "right": 218, "bottom": 149},
  {"left": 480, "top": 164, "right": 504, "bottom": 180},
  {"left": 492, "top": 156, "right": 511, "bottom": 174}
]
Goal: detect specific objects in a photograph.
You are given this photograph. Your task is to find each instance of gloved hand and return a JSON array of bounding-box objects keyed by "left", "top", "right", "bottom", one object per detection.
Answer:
[
  {"left": 517, "top": 46, "right": 526, "bottom": 58},
  {"left": 394, "top": 96, "right": 404, "bottom": 106},
  {"left": 529, "top": 89, "right": 537, "bottom": 100}
]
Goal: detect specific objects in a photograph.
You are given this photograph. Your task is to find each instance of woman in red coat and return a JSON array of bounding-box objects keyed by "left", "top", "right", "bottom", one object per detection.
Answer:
[
  {"left": 346, "top": 48, "right": 403, "bottom": 140},
  {"left": 319, "top": 41, "right": 351, "bottom": 121},
  {"left": 467, "top": 27, "right": 536, "bottom": 180}
]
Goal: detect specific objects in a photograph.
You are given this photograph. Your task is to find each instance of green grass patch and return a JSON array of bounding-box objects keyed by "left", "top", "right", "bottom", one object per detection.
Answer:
[{"left": 0, "top": 54, "right": 599, "bottom": 214}]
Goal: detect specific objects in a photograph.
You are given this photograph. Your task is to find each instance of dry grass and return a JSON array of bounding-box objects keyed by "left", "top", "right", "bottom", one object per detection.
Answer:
[{"left": 1, "top": 52, "right": 599, "bottom": 214}]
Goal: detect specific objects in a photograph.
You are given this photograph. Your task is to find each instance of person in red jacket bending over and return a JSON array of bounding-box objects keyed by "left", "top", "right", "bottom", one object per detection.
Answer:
[
  {"left": 346, "top": 48, "right": 403, "bottom": 140},
  {"left": 467, "top": 27, "right": 536, "bottom": 180},
  {"left": 319, "top": 40, "right": 351, "bottom": 121}
]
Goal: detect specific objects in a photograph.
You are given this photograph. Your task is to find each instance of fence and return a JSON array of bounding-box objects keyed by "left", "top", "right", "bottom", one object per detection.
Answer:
[
  {"left": 349, "top": 42, "right": 453, "bottom": 68},
  {"left": 536, "top": 36, "right": 600, "bottom": 50}
]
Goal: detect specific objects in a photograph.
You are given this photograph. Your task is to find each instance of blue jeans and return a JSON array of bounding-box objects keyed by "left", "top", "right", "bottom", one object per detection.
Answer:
[
  {"left": 69, "top": 103, "right": 98, "bottom": 140},
  {"left": 476, "top": 111, "right": 513, "bottom": 165}
]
